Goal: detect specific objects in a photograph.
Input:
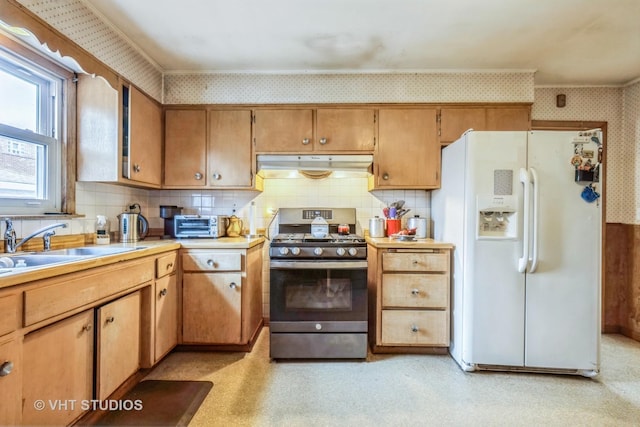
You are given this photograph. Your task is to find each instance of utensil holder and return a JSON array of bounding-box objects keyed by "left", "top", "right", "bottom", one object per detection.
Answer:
[{"left": 386, "top": 219, "right": 401, "bottom": 236}]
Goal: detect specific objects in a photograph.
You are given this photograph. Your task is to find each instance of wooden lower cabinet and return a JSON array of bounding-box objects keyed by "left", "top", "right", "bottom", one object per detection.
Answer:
[
  {"left": 22, "top": 310, "right": 94, "bottom": 426},
  {"left": 181, "top": 245, "right": 263, "bottom": 345},
  {"left": 369, "top": 245, "right": 451, "bottom": 352},
  {"left": 96, "top": 291, "right": 141, "bottom": 400},
  {"left": 183, "top": 272, "right": 243, "bottom": 343},
  {"left": 155, "top": 274, "right": 178, "bottom": 361},
  {"left": 0, "top": 337, "right": 21, "bottom": 426}
]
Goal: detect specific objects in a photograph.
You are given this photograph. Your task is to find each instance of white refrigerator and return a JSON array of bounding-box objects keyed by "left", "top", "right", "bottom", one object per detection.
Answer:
[{"left": 432, "top": 130, "right": 602, "bottom": 377}]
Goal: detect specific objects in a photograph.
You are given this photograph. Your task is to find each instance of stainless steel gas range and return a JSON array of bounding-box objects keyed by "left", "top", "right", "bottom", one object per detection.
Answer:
[{"left": 269, "top": 208, "right": 368, "bottom": 359}]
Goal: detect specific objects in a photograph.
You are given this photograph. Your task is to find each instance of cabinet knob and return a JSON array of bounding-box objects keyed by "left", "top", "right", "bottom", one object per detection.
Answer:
[
  {"left": 319, "top": 137, "right": 327, "bottom": 145},
  {"left": 194, "top": 172, "right": 203, "bottom": 180},
  {"left": 106, "top": 316, "right": 115, "bottom": 324},
  {"left": 301, "top": 138, "right": 310, "bottom": 145},
  {"left": 411, "top": 288, "right": 420, "bottom": 296},
  {"left": 411, "top": 325, "right": 419, "bottom": 333},
  {"left": 160, "top": 288, "right": 168, "bottom": 297},
  {"left": 382, "top": 173, "right": 390, "bottom": 180},
  {"left": 412, "top": 260, "right": 419, "bottom": 265},
  {"left": 133, "top": 164, "right": 141, "bottom": 173},
  {"left": 212, "top": 173, "right": 222, "bottom": 180},
  {"left": 82, "top": 324, "right": 92, "bottom": 332},
  {"left": 207, "top": 259, "right": 216, "bottom": 267},
  {"left": 0, "top": 361, "right": 14, "bottom": 377},
  {"left": 229, "top": 282, "right": 237, "bottom": 289}
]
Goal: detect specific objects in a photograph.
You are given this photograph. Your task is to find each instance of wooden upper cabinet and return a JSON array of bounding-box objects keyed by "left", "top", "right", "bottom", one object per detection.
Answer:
[
  {"left": 439, "top": 105, "right": 531, "bottom": 145},
  {"left": 315, "top": 108, "right": 375, "bottom": 151},
  {"left": 372, "top": 108, "right": 439, "bottom": 189},
  {"left": 485, "top": 107, "right": 530, "bottom": 131},
  {"left": 208, "top": 110, "right": 254, "bottom": 187},
  {"left": 253, "top": 109, "right": 314, "bottom": 152},
  {"left": 164, "top": 109, "right": 207, "bottom": 187},
  {"left": 77, "top": 76, "right": 162, "bottom": 188},
  {"left": 128, "top": 86, "right": 162, "bottom": 186},
  {"left": 439, "top": 108, "right": 486, "bottom": 144}
]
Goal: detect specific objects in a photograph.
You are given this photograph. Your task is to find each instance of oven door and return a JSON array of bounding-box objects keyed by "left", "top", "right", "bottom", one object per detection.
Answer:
[{"left": 269, "top": 260, "right": 367, "bottom": 333}]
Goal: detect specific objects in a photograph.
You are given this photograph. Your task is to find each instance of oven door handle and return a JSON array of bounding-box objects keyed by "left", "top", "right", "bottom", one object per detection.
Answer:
[{"left": 270, "top": 260, "right": 367, "bottom": 270}]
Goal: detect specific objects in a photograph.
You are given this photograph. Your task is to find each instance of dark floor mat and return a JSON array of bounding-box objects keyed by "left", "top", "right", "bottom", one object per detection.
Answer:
[{"left": 93, "top": 380, "right": 213, "bottom": 426}]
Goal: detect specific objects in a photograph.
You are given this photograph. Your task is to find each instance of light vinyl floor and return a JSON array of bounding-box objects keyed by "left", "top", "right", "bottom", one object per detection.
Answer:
[{"left": 144, "top": 330, "right": 640, "bottom": 426}]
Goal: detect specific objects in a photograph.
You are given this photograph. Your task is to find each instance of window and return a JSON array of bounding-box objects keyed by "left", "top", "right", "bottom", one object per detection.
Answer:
[{"left": 0, "top": 47, "right": 62, "bottom": 214}]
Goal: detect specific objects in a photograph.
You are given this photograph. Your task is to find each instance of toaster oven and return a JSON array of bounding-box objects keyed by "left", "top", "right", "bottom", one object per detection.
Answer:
[{"left": 173, "top": 215, "right": 228, "bottom": 238}]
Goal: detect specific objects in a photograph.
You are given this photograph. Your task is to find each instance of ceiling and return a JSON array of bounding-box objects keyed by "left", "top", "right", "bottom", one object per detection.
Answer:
[{"left": 80, "top": 0, "right": 640, "bottom": 86}]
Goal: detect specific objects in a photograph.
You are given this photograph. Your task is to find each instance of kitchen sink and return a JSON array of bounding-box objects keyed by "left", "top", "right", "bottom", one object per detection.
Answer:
[
  {"left": 4, "top": 254, "right": 89, "bottom": 268},
  {"left": 42, "top": 246, "right": 147, "bottom": 256}
]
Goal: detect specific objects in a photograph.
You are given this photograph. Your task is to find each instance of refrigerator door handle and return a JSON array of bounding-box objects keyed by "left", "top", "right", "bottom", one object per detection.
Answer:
[
  {"left": 529, "top": 167, "right": 540, "bottom": 273},
  {"left": 518, "top": 168, "right": 531, "bottom": 273}
]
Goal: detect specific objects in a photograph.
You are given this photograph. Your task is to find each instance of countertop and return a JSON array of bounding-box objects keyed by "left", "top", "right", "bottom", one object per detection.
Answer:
[
  {"left": 0, "top": 236, "right": 265, "bottom": 289},
  {"left": 366, "top": 236, "right": 454, "bottom": 249}
]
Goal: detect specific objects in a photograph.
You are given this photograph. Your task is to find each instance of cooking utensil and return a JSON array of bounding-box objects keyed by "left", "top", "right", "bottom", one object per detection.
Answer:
[
  {"left": 337, "top": 224, "right": 350, "bottom": 235},
  {"left": 396, "top": 208, "right": 410, "bottom": 218},
  {"left": 389, "top": 207, "right": 397, "bottom": 218}
]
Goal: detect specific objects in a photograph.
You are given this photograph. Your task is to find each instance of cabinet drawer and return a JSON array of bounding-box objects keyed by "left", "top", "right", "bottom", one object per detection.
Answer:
[
  {"left": 0, "top": 294, "right": 19, "bottom": 337},
  {"left": 24, "top": 259, "right": 153, "bottom": 327},
  {"left": 182, "top": 252, "right": 241, "bottom": 272},
  {"left": 156, "top": 252, "right": 177, "bottom": 278},
  {"left": 381, "top": 310, "right": 448, "bottom": 346},
  {"left": 382, "top": 252, "right": 448, "bottom": 272},
  {"left": 382, "top": 274, "right": 448, "bottom": 309}
]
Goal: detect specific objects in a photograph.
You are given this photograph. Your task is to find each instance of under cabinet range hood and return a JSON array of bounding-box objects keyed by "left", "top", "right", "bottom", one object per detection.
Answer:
[{"left": 256, "top": 154, "right": 373, "bottom": 178}]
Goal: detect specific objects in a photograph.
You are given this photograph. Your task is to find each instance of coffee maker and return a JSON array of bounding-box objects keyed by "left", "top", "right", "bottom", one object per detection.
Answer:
[{"left": 159, "top": 205, "right": 182, "bottom": 238}]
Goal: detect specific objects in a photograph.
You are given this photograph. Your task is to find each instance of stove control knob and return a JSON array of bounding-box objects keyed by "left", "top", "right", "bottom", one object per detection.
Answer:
[
  {"left": 313, "top": 247, "right": 324, "bottom": 256},
  {"left": 348, "top": 248, "right": 358, "bottom": 257},
  {"left": 279, "top": 247, "right": 290, "bottom": 256},
  {"left": 336, "top": 247, "right": 346, "bottom": 256},
  {"left": 291, "top": 247, "right": 301, "bottom": 256}
]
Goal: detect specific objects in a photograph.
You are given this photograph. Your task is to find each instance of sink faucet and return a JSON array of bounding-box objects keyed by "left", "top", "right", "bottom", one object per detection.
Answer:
[{"left": 3, "top": 218, "right": 68, "bottom": 253}]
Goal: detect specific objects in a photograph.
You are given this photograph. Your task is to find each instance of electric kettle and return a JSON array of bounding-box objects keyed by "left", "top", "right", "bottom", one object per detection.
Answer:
[
  {"left": 118, "top": 203, "right": 149, "bottom": 242},
  {"left": 226, "top": 215, "right": 243, "bottom": 237}
]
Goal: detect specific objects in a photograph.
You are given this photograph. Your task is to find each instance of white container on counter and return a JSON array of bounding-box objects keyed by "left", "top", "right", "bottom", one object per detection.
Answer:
[
  {"left": 369, "top": 216, "right": 386, "bottom": 237},
  {"left": 406, "top": 215, "right": 428, "bottom": 238}
]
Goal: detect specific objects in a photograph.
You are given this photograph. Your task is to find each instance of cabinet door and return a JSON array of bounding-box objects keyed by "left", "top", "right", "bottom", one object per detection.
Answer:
[
  {"left": 208, "top": 110, "right": 254, "bottom": 187},
  {"left": 182, "top": 272, "right": 242, "bottom": 344},
  {"left": 23, "top": 310, "right": 94, "bottom": 426},
  {"left": 164, "top": 109, "right": 207, "bottom": 187},
  {"left": 316, "top": 109, "right": 375, "bottom": 151},
  {"left": 129, "top": 86, "right": 162, "bottom": 186},
  {"left": 96, "top": 291, "right": 141, "bottom": 400},
  {"left": 155, "top": 274, "right": 178, "bottom": 361},
  {"left": 375, "top": 109, "right": 439, "bottom": 188},
  {"left": 254, "top": 109, "right": 313, "bottom": 152},
  {"left": 439, "top": 108, "right": 486, "bottom": 144},
  {"left": 0, "top": 338, "right": 21, "bottom": 426},
  {"left": 486, "top": 107, "right": 530, "bottom": 131}
]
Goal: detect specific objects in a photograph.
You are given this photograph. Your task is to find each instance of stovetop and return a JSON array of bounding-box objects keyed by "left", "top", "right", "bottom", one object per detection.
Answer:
[{"left": 272, "top": 233, "right": 366, "bottom": 244}]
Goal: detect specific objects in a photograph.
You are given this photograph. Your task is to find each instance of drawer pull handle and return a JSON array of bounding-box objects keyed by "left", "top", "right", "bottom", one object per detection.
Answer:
[
  {"left": 412, "top": 260, "right": 419, "bottom": 265},
  {"left": 160, "top": 288, "right": 168, "bottom": 297},
  {"left": 411, "top": 325, "right": 419, "bottom": 333},
  {"left": 166, "top": 263, "right": 173, "bottom": 270},
  {"left": 82, "top": 324, "right": 92, "bottom": 332},
  {"left": 106, "top": 316, "right": 115, "bottom": 324},
  {"left": 229, "top": 282, "right": 238, "bottom": 289},
  {"left": 411, "top": 289, "right": 420, "bottom": 296},
  {"left": 0, "top": 361, "right": 14, "bottom": 377}
]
